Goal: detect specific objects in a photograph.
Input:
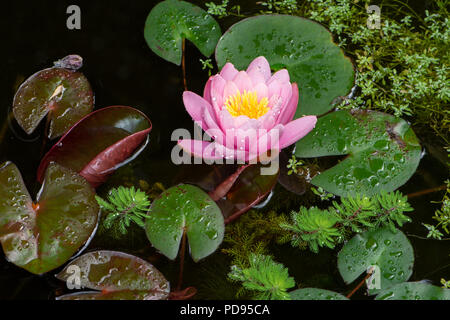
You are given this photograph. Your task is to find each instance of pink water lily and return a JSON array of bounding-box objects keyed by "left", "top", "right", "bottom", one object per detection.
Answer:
[{"left": 178, "top": 56, "right": 317, "bottom": 162}]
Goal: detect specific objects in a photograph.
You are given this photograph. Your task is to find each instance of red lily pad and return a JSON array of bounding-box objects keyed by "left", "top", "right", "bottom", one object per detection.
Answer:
[
  {"left": 56, "top": 250, "right": 170, "bottom": 300},
  {"left": 13, "top": 57, "right": 94, "bottom": 139},
  {"left": 0, "top": 161, "right": 99, "bottom": 275},
  {"left": 37, "top": 106, "right": 152, "bottom": 188},
  {"left": 175, "top": 163, "right": 279, "bottom": 224}
]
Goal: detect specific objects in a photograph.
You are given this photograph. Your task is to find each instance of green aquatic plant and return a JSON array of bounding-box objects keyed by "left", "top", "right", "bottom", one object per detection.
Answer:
[
  {"left": 281, "top": 207, "right": 342, "bottom": 253},
  {"left": 295, "top": 0, "right": 449, "bottom": 143},
  {"left": 311, "top": 186, "right": 334, "bottom": 201},
  {"left": 286, "top": 154, "right": 305, "bottom": 176},
  {"left": 424, "top": 180, "right": 450, "bottom": 240},
  {"left": 228, "top": 254, "right": 295, "bottom": 300},
  {"left": 96, "top": 186, "right": 151, "bottom": 235},
  {"left": 281, "top": 191, "right": 413, "bottom": 253},
  {"left": 257, "top": 0, "right": 299, "bottom": 14},
  {"left": 222, "top": 210, "right": 293, "bottom": 268}
]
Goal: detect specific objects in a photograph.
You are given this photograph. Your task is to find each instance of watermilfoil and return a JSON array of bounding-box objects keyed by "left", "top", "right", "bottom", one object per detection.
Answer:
[{"left": 178, "top": 56, "right": 317, "bottom": 162}]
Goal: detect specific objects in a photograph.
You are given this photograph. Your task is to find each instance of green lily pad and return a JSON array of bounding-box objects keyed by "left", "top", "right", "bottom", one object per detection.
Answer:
[
  {"left": 56, "top": 250, "right": 170, "bottom": 300},
  {"left": 290, "top": 288, "right": 349, "bottom": 300},
  {"left": 0, "top": 162, "right": 99, "bottom": 275},
  {"left": 215, "top": 15, "right": 354, "bottom": 116},
  {"left": 338, "top": 227, "right": 414, "bottom": 295},
  {"left": 376, "top": 282, "right": 450, "bottom": 300},
  {"left": 145, "top": 184, "right": 224, "bottom": 262},
  {"left": 294, "top": 110, "right": 421, "bottom": 197},
  {"left": 13, "top": 62, "right": 93, "bottom": 139},
  {"left": 144, "top": 0, "right": 221, "bottom": 66}
]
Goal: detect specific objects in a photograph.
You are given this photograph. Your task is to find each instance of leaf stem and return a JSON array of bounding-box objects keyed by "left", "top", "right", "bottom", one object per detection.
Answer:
[
  {"left": 181, "top": 38, "right": 188, "bottom": 91},
  {"left": 407, "top": 185, "right": 447, "bottom": 199},
  {"left": 346, "top": 268, "right": 374, "bottom": 299},
  {"left": 208, "top": 164, "right": 251, "bottom": 201}
]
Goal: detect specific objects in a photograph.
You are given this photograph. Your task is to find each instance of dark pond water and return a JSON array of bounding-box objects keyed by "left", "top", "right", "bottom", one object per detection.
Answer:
[{"left": 0, "top": 0, "right": 448, "bottom": 299}]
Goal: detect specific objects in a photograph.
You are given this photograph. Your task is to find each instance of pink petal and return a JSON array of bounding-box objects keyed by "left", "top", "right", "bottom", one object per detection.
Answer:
[
  {"left": 178, "top": 139, "right": 223, "bottom": 160},
  {"left": 279, "top": 116, "right": 317, "bottom": 149},
  {"left": 247, "top": 67, "right": 267, "bottom": 86},
  {"left": 203, "top": 76, "right": 213, "bottom": 104},
  {"left": 220, "top": 63, "right": 239, "bottom": 81},
  {"left": 277, "top": 83, "right": 299, "bottom": 125},
  {"left": 253, "top": 83, "right": 269, "bottom": 101},
  {"left": 268, "top": 79, "right": 282, "bottom": 98},
  {"left": 246, "top": 56, "right": 271, "bottom": 81},
  {"left": 219, "top": 107, "right": 235, "bottom": 131},
  {"left": 183, "top": 91, "right": 216, "bottom": 131},
  {"left": 223, "top": 81, "right": 239, "bottom": 102},
  {"left": 210, "top": 75, "right": 227, "bottom": 117},
  {"left": 269, "top": 69, "right": 290, "bottom": 84},
  {"left": 233, "top": 71, "right": 253, "bottom": 93},
  {"left": 250, "top": 125, "right": 283, "bottom": 156}
]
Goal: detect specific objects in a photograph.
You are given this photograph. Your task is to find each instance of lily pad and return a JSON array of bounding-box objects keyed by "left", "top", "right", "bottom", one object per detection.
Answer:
[
  {"left": 0, "top": 162, "right": 99, "bottom": 275},
  {"left": 56, "top": 250, "right": 170, "bottom": 300},
  {"left": 294, "top": 110, "right": 421, "bottom": 197},
  {"left": 337, "top": 227, "right": 414, "bottom": 295},
  {"left": 215, "top": 15, "right": 354, "bottom": 116},
  {"left": 290, "top": 288, "right": 349, "bottom": 300},
  {"left": 375, "top": 282, "right": 450, "bottom": 300},
  {"left": 144, "top": 0, "right": 221, "bottom": 65},
  {"left": 37, "top": 106, "right": 152, "bottom": 188},
  {"left": 13, "top": 60, "right": 93, "bottom": 139},
  {"left": 145, "top": 184, "right": 224, "bottom": 262},
  {"left": 175, "top": 163, "right": 279, "bottom": 224}
]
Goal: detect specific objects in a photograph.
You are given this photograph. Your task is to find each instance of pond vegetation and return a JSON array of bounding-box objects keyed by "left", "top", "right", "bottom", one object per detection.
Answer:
[{"left": 0, "top": 0, "right": 449, "bottom": 300}]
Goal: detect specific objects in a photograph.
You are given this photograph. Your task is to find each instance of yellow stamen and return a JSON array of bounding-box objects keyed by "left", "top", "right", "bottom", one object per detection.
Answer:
[{"left": 224, "top": 90, "right": 269, "bottom": 119}]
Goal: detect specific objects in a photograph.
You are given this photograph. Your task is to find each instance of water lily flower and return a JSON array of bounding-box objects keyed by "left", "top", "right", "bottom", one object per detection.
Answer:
[{"left": 178, "top": 56, "right": 317, "bottom": 162}]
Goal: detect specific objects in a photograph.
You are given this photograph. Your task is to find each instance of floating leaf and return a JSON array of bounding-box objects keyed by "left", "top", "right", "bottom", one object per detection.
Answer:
[
  {"left": 145, "top": 184, "right": 224, "bottom": 262},
  {"left": 56, "top": 250, "right": 170, "bottom": 300},
  {"left": 37, "top": 106, "right": 152, "bottom": 188},
  {"left": 375, "top": 282, "right": 450, "bottom": 300},
  {"left": 290, "top": 288, "right": 349, "bottom": 300},
  {"left": 215, "top": 15, "right": 354, "bottom": 116},
  {"left": 13, "top": 56, "right": 93, "bottom": 139},
  {"left": 0, "top": 162, "right": 99, "bottom": 275},
  {"left": 337, "top": 227, "right": 414, "bottom": 295},
  {"left": 295, "top": 110, "right": 421, "bottom": 197},
  {"left": 175, "top": 163, "right": 279, "bottom": 224},
  {"left": 144, "top": 0, "right": 221, "bottom": 65}
]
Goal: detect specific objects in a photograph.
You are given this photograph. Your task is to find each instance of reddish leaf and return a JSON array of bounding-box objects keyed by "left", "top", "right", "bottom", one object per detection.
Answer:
[
  {"left": 56, "top": 250, "right": 170, "bottom": 300},
  {"left": 13, "top": 56, "right": 94, "bottom": 139},
  {"left": 37, "top": 106, "right": 152, "bottom": 188},
  {"left": 175, "top": 163, "right": 279, "bottom": 224}
]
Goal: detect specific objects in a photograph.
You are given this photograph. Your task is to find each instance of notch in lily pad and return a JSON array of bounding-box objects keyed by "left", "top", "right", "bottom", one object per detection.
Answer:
[
  {"left": 0, "top": 161, "right": 99, "bottom": 275},
  {"left": 145, "top": 184, "right": 224, "bottom": 262},
  {"left": 295, "top": 110, "right": 421, "bottom": 197},
  {"left": 144, "top": 0, "right": 221, "bottom": 66},
  {"left": 37, "top": 106, "right": 152, "bottom": 188},
  {"left": 56, "top": 250, "right": 170, "bottom": 300},
  {"left": 13, "top": 55, "right": 94, "bottom": 140}
]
